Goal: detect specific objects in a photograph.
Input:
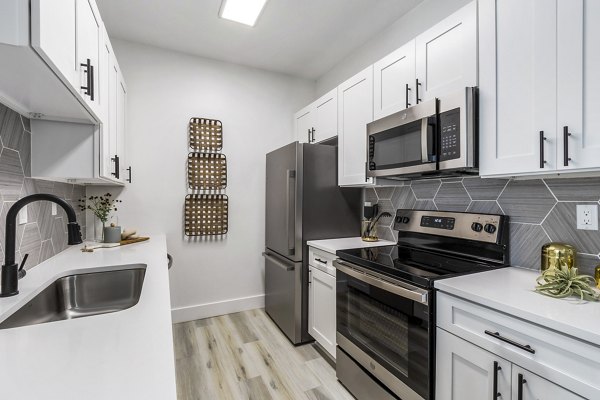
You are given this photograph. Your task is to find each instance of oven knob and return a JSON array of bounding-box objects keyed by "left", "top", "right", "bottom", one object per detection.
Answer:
[
  {"left": 402, "top": 217, "right": 410, "bottom": 224},
  {"left": 395, "top": 216, "right": 403, "bottom": 223},
  {"left": 471, "top": 222, "right": 483, "bottom": 232},
  {"left": 484, "top": 224, "right": 497, "bottom": 234}
]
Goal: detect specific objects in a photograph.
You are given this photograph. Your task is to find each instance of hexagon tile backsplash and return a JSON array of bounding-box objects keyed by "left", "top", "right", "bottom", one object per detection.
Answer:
[
  {"left": 0, "top": 102, "right": 86, "bottom": 271},
  {"left": 365, "top": 177, "right": 600, "bottom": 275}
]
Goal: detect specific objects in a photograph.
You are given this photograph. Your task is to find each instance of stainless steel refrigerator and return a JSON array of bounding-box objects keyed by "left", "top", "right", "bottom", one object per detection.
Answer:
[{"left": 264, "top": 142, "right": 361, "bottom": 344}]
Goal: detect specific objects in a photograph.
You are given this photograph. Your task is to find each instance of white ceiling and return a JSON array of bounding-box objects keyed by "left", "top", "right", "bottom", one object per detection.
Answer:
[{"left": 96, "top": 0, "right": 422, "bottom": 80}]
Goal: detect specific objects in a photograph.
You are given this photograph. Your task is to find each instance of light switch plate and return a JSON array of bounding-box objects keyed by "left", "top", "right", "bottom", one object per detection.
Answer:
[
  {"left": 52, "top": 203, "right": 57, "bottom": 216},
  {"left": 18, "top": 205, "right": 27, "bottom": 225},
  {"left": 577, "top": 204, "right": 598, "bottom": 230}
]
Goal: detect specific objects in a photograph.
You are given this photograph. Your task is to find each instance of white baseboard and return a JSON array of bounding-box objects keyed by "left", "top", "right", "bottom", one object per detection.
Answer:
[{"left": 171, "top": 294, "right": 265, "bottom": 323}]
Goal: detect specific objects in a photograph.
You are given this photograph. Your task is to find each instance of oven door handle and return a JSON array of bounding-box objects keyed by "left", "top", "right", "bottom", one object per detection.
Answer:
[{"left": 334, "top": 260, "right": 428, "bottom": 304}]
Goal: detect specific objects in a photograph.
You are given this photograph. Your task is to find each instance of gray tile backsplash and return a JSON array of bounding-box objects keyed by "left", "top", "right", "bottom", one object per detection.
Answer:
[
  {"left": 0, "top": 102, "right": 86, "bottom": 271},
  {"left": 365, "top": 177, "right": 600, "bottom": 275}
]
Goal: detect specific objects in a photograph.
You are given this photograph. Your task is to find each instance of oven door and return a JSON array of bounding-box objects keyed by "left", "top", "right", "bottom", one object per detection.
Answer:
[
  {"left": 367, "top": 99, "right": 438, "bottom": 178},
  {"left": 335, "top": 260, "right": 431, "bottom": 400}
]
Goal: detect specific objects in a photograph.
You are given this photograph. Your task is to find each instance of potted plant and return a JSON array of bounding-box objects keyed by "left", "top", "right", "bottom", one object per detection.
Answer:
[{"left": 79, "top": 193, "right": 122, "bottom": 242}]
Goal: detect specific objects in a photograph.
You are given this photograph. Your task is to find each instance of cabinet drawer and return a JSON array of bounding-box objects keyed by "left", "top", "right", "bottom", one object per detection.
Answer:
[
  {"left": 308, "top": 247, "right": 337, "bottom": 276},
  {"left": 437, "top": 292, "right": 600, "bottom": 399}
]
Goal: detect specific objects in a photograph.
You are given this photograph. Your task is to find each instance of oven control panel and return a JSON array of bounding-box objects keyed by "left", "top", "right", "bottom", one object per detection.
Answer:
[
  {"left": 394, "top": 210, "right": 505, "bottom": 244},
  {"left": 439, "top": 108, "right": 460, "bottom": 161}
]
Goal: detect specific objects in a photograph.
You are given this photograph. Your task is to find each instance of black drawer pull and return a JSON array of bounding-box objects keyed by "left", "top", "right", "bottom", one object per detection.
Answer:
[
  {"left": 314, "top": 258, "right": 328, "bottom": 265},
  {"left": 484, "top": 330, "right": 535, "bottom": 354}
]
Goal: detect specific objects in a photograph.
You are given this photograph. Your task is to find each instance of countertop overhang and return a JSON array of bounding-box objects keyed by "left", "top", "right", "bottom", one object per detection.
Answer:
[
  {"left": 0, "top": 234, "right": 176, "bottom": 399},
  {"left": 307, "top": 237, "right": 396, "bottom": 254}
]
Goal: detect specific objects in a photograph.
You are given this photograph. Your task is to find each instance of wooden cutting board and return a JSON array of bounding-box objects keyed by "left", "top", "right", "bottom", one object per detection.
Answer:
[{"left": 120, "top": 237, "right": 150, "bottom": 246}]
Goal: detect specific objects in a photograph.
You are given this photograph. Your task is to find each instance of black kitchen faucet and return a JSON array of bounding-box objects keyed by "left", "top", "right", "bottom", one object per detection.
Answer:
[{"left": 0, "top": 194, "right": 83, "bottom": 297}]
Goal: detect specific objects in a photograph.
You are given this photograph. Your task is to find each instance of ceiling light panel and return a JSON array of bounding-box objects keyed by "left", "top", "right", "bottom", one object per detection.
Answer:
[{"left": 219, "top": 0, "right": 268, "bottom": 27}]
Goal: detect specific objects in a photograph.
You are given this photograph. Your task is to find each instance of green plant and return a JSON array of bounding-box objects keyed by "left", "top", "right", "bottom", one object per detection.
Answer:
[
  {"left": 79, "top": 193, "right": 122, "bottom": 225},
  {"left": 535, "top": 264, "right": 600, "bottom": 301}
]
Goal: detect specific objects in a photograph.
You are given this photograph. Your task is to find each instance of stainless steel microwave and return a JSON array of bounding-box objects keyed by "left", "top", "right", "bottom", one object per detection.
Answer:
[{"left": 367, "top": 87, "right": 478, "bottom": 179}]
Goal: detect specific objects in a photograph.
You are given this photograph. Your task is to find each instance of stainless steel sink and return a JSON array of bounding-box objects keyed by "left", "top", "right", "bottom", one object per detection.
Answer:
[{"left": 0, "top": 265, "right": 146, "bottom": 330}]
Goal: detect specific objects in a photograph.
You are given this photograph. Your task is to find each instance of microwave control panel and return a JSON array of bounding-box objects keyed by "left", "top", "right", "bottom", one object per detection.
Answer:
[{"left": 439, "top": 108, "right": 460, "bottom": 161}]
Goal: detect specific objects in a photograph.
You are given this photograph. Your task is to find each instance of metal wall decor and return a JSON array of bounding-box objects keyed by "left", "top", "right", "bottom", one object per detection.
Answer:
[
  {"left": 186, "top": 118, "right": 228, "bottom": 236},
  {"left": 187, "top": 152, "right": 227, "bottom": 190},
  {"left": 185, "top": 194, "right": 229, "bottom": 236},
  {"left": 189, "top": 118, "right": 223, "bottom": 151}
]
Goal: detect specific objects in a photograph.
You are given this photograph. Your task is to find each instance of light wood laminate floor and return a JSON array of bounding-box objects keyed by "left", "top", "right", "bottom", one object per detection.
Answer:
[{"left": 173, "top": 308, "right": 354, "bottom": 400}]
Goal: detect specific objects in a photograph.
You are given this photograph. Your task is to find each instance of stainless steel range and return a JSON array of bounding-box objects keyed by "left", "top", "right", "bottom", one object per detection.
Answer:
[{"left": 334, "top": 209, "right": 510, "bottom": 400}]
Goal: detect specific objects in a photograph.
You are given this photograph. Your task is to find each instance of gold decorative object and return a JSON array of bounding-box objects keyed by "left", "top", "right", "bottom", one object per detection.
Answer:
[
  {"left": 185, "top": 194, "right": 229, "bottom": 236},
  {"left": 187, "top": 152, "right": 227, "bottom": 190},
  {"left": 361, "top": 220, "right": 378, "bottom": 242},
  {"left": 541, "top": 242, "right": 576, "bottom": 272},
  {"left": 595, "top": 266, "right": 600, "bottom": 289},
  {"left": 189, "top": 118, "right": 223, "bottom": 151}
]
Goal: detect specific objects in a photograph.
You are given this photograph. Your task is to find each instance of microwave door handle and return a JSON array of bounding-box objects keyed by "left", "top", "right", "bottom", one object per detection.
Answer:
[{"left": 421, "top": 118, "right": 430, "bottom": 163}]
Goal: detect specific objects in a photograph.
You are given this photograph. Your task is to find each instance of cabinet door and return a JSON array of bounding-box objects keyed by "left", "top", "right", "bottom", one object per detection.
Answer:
[
  {"left": 308, "top": 266, "right": 336, "bottom": 358},
  {"left": 77, "top": 0, "right": 101, "bottom": 115},
  {"left": 337, "top": 66, "right": 374, "bottom": 186},
  {"left": 295, "top": 105, "right": 313, "bottom": 143},
  {"left": 556, "top": 0, "right": 600, "bottom": 172},
  {"left": 313, "top": 88, "right": 337, "bottom": 143},
  {"left": 479, "top": 0, "right": 558, "bottom": 177},
  {"left": 31, "top": 0, "right": 77, "bottom": 88},
  {"left": 373, "top": 40, "right": 416, "bottom": 119},
  {"left": 415, "top": 2, "right": 477, "bottom": 101},
  {"left": 512, "top": 366, "right": 585, "bottom": 400},
  {"left": 436, "top": 328, "right": 511, "bottom": 400}
]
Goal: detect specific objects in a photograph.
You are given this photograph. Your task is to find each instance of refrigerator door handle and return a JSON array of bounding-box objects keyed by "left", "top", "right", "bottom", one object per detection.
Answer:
[
  {"left": 262, "top": 252, "right": 295, "bottom": 271},
  {"left": 285, "top": 169, "right": 296, "bottom": 256}
]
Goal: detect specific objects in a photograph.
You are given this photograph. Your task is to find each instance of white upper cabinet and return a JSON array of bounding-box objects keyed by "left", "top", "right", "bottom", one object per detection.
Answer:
[
  {"left": 480, "top": 0, "right": 599, "bottom": 177},
  {"left": 338, "top": 66, "right": 374, "bottom": 186},
  {"left": 30, "top": 0, "right": 77, "bottom": 88},
  {"left": 294, "top": 88, "right": 337, "bottom": 144},
  {"left": 479, "top": 0, "right": 557, "bottom": 176},
  {"left": 415, "top": 2, "right": 477, "bottom": 102},
  {"left": 295, "top": 104, "right": 313, "bottom": 144},
  {"left": 312, "top": 88, "right": 338, "bottom": 143},
  {"left": 373, "top": 40, "right": 416, "bottom": 120},
  {"left": 77, "top": 0, "right": 101, "bottom": 116},
  {"left": 556, "top": 0, "right": 600, "bottom": 172}
]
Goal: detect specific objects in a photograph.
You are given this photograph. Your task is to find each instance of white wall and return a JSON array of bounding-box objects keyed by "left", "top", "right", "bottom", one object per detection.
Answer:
[
  {"left": 316, "top": 0, "right": 472, "bottom": 96},
  {"left": 90, "top": 40, "right": 315, "bottom": 322}
]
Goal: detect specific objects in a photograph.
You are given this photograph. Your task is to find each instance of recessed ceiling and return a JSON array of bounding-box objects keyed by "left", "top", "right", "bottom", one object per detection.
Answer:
[{"left": 96, "top": 0, "right": 423, "bottom": 79}]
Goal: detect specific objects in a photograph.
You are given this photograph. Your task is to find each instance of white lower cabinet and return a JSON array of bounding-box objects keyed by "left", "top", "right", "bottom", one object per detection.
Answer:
[
  {"left": 308, "top": 247, "right": 337, "bottom": 358},
  {"left": 437, "top": 328, "right": 584, "bottom": 400}
]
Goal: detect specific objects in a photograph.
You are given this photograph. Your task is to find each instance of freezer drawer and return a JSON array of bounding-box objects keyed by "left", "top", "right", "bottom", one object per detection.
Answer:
[{"left": 263, "top": 251, "right": 301, "bottom": 342}]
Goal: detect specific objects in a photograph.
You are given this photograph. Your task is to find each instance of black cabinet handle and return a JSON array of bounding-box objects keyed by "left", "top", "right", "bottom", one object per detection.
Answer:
[
  {"left": 563, "top": 126, "right": 572, "bottom": 166},
  {"left": 493, "top": 361, "right": 501, "bottom": 398},
  {"left": 311, "top": 127, "right": 315, "bottom": 142},
  {"left": 416, "top": 78, "right": 422, "bottom": 104},
  {"left": 517, "top": 373, "right": 527, "bottom": 400},
  {"left": 80, "top": 58, "right": 94, "bottom": 101},
  {"left": 307, "top": 129, "right": 311, "bottom": 143},
  {"left": 539, "top": 131, "right": 546, "bottom": 168},
  {"left": 405, "top": 83, "right": 412, "bottom": 108},
  {"left": 126, "top": 166, "right": 132, "bottom": 183},
  {"left": 485, "top": 330, "right": 535, "bottom": 354},
  {"left": 111, "top": 154, "right": 120, "bottom": 179},
  {"left": 314, "top": 258, "right": 328, "bottom": 265}
]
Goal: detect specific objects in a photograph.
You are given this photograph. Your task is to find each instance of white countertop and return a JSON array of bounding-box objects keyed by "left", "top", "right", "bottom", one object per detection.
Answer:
[
  {"left": 0, "top": 235, "right": 176, "bottom": 399},
  {"left": 435, "top": 267, "right": 600, "bottom": 346},
  {"left": 307, "top": 237, "right": 396, "bottom": 254}
]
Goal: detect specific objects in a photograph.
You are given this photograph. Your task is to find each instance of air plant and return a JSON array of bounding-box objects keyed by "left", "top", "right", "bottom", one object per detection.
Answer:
[
  {"left": 364, "top": 212, "right": 393, "bottom": 237},
  {"left": 535, "top": 263, "right": 600, "bottom": 302}
]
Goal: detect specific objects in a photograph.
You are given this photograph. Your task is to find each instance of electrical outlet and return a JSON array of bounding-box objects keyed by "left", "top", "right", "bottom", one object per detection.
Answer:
[
  {"left": 18, "top": 205, "right": 27, "bottom": 225},
  {"left": 577, "top": 204, "right": 598, "bottom": 230},
  {"left": 51, "top": 203, "right": 57, "bottom": 216}
]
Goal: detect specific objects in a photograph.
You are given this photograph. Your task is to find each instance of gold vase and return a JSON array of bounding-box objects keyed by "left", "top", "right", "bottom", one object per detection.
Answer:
[
  {"left": 541, "top": 242, "right": 576, "bottom": 272},
  {"left": 361, "top": 220, "right": 378, "bottom": 242}
]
